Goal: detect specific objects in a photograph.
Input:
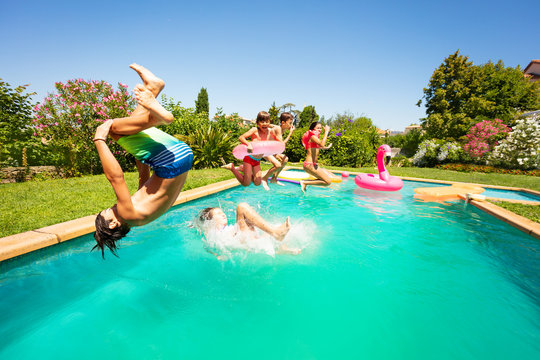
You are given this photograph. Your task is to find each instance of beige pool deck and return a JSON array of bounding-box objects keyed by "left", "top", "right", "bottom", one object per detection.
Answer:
[{"left": 1, "top": 170, "right": 539, "bottom": 263}]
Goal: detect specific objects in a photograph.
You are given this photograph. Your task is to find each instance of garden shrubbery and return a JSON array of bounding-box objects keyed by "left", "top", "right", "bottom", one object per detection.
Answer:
[{"left": 33, "top": 79, "right": 136, "bottom": 175}]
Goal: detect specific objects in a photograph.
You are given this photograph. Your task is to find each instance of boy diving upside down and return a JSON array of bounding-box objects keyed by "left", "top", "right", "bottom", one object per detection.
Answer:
[{"left": 93, "top": 64, "right": 193, "bottom": 257}]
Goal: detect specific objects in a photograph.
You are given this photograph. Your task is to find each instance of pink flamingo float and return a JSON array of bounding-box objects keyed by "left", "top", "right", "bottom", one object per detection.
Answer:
[{"left": 355, "top": 144, "right": 403, "bottom": 191}]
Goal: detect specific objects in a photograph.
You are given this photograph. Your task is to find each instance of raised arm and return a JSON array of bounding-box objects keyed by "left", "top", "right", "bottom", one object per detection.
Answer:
[
  {"left": 239, "top": 127, "right": 257, "bottom": 152},
  {"left": 310, "top": 125, "right": 332, "bottom": 149},
  {"left": 283, "top": 124, "right": 295, "bottom": 144},
  {"left": 94, "top": 120, "right": 136, "bottom": 219}
]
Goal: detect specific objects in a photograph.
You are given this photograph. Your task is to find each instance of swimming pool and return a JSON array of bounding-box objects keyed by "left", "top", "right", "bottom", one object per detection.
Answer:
[{"left": 1, "top": 178, "right": 539, "bottom": 359}]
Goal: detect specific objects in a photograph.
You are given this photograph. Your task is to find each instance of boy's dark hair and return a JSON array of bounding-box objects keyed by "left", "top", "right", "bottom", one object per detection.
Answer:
[
  {"left": 199, "top": 207, "right": 216, "bottom": 221},
  {"left": 309, "top": 121, "right": 320, "bottom": 130},
  {"left": 93, "top": 212, "right": 131, "bottom": 258},
  {"left": 256, "top": 111, "right": 270, "bottom": 123},
  {"left": 280, "top": 112, "right": 293, "bottom": 123}
]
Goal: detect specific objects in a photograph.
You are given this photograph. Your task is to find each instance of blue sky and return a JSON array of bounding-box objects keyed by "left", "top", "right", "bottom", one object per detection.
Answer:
[{"left": 1, "top": 0, "right": 538, "bottom": 130}]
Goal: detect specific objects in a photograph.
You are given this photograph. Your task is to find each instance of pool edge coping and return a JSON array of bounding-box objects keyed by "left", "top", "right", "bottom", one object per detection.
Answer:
[{"left": 1, "top": 169, "right": 538, "bottom": 262}]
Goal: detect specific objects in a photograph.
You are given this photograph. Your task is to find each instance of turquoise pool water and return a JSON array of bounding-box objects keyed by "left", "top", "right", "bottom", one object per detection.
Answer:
[{"left": 1, "top": 179, "right": 539, "bottom": 359}]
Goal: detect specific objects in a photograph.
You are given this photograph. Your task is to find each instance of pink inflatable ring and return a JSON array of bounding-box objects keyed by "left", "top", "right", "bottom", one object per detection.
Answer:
[
  {"left": 232, "top": 141, "right": 285, "bottom": 160},
  {"left": 355, "top": 144, "right": 403, "bottom": 191}
]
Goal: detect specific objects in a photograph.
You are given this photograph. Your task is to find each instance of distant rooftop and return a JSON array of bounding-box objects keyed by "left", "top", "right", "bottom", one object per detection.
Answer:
[{"left": 524, "top": 60, "right": 540, "bottom": 81}]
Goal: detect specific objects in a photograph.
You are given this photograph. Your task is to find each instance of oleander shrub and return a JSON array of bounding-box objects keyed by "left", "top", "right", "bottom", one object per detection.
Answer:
[
  {"left": 33, "top": 79, "right": 136, "bottom": 175},
  {"left": 463, "top": 119, "right": 510, "bottom": 162}
]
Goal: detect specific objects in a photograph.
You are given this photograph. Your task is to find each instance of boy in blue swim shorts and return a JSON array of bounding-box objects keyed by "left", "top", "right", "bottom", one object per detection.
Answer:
[{"left": 93, "top": 64, "right": 193, "bottom": 257}]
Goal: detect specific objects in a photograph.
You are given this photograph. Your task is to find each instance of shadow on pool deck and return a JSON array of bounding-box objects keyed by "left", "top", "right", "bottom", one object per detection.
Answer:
[{"left": 1, "top": 168, "right": 539, "bottom": 262}]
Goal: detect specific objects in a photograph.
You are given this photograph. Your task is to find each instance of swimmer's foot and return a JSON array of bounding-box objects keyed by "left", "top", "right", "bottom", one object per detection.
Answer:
[
  {"left": 273, "top": 217, "right": 291, "bottom": 241},
  {"left": 262, "top": 179, "right": 270, "bottom": 191},
  {"left": 221, "top": 163, "right": 234, "bottom": 170},
  {"left": 276, "top": 181, "right": 285, "bottom": 186},
  {"left": 300, "top": 180, "right": 307, "bottom": 194},
  {"left": 133, "top": 84, "right": 173, "bottom": 123},
  {"left": 278, "top": 244, "right": 301, "bottom": 255},
  {"left": 129, "top": 63, "right": 165, "bottom": 95}
]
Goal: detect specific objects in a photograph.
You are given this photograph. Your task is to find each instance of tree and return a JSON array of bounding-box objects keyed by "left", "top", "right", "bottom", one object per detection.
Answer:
[
  {"left": 298, "top": 105, "right": 319, "bottom": 128},
  {"left": 268, "top": 101, "right": 280, "bottom": 124},
  {"left": 280, "top": 102, "right": 296, "bottom": 112},
  {"left": 0, "top": 79, "right": 35, "bottom": 166},
  {"left": 418, "top": 50, "right": 540, "bottom": 140},
  {"left": 161, "top": 94, "right": 209, "bottom": 136},
  {"left": 195, "top": 87, "right": 209, "bottom": 115}
]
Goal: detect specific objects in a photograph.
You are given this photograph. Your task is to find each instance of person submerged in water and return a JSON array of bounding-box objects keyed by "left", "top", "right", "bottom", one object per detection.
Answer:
[
  {"left": 198, "top": 203, "right": 300, "bottom": 257},
  {"left": 93, "top": 64, "right": 193, "bottom": 257}
]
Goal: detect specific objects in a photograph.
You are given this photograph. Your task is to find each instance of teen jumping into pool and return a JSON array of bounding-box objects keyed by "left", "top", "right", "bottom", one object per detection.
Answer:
[
  {"left": 300, "top": 121, "right": 333, "bottom": 193},
  {"left": 221, "top": 111, "right": 277, "bottom": 187},
  {"left": 93, "top": 64, "right": 193, "bottom": 257},
  {"left": 261, "top": 112, "right": 295, "bottom": 190}
]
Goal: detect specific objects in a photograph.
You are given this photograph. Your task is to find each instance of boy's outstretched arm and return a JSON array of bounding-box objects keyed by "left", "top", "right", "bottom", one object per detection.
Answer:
[
  {"left": 283, "top": 125, "right": 295, "bottom": 144},
  {"left": 94, "top": 120, "right": 136, "bottom": 219}
]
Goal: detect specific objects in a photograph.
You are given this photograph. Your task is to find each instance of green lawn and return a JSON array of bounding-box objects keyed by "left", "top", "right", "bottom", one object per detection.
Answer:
[
  {"left": 489, "top": 201, "right": 540, "bottom": 223},
  {"left": 0, "top": 168, "right": 234, "bottom": 238},
  {"left": 1, "top": 165, "right": 538, "bottom": 238}
]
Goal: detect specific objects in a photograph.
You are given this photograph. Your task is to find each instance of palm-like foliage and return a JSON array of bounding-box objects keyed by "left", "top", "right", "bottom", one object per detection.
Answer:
[{"left": 176, "top": 125, "right": 237, "bottom": 169}]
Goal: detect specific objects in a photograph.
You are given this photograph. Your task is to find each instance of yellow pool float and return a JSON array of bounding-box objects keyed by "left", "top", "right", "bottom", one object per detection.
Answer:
[
  {"left": 414, "top": 183, "right": 484, "bottom": 201},
  {"left": 277, "top": 170, "right": 342, "bottom": 184}
]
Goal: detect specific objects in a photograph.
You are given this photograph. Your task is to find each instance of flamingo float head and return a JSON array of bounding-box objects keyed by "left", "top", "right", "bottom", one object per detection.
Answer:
[{"left": 376, "top": 144, "right": 392, "bottom": 180}]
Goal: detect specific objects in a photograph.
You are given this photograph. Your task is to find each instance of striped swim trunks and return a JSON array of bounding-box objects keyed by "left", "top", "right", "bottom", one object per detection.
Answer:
[{"left": 117, "top": 127, "right": 193, "bottom": 179}]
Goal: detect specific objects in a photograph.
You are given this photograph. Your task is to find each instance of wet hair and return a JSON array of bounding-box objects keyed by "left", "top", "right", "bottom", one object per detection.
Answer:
[
  {"left": 199, "top": 207, "right": 217, "bottom": 221},
  {"left": 93, "top": 211, "right": 131, "bottom": 258},
  {"left": 280, "top": 112, "right": 293, "bottom": 123},
  {"left": 309, "top": 121, "right": 320, "bottom": 130},
  {"left": 256, "top": 111, "right": 270, "bottom": 123}
]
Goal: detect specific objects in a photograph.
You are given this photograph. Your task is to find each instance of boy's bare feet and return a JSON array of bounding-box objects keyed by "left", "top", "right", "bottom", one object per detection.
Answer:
[
  {"left": 300, "top": 180, "right": 307, "bottom": 194},
  {"left": 221, "top": 163, "right": 234, "bottom": 170},
  {"left": 278, "top": 244, "right": 301, "bottom": 255},
  {"left": 262, "top": 179, "right": 270, "bottom": 191},
  {"left": 270, "top": 177, "right": 285, "bottom": 186},
  {"left": 129, "top": 63, "right": 165, "bottom": 96},
  {"left": 133, "top": 84, "right": 174, "bottom": 124},
  {"left": 273, "top": 217, "right": 291, "bottom": 241}
]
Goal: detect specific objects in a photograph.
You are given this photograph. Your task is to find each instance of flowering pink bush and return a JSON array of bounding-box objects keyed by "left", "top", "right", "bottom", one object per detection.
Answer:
[
  {"left": 33, "top": 79, "right": 136, "bottom": 175},
  {"left": 463, "top": 119, "right": 510, "bottom": 161}
]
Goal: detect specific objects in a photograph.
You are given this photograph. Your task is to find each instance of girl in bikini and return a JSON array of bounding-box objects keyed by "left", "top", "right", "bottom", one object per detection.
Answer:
[
  {"left": 300, "top": 121, "right": 333, "bottom": 193},
  {"left": 222, "top": 111, "right": 278, "bottom": 187}
]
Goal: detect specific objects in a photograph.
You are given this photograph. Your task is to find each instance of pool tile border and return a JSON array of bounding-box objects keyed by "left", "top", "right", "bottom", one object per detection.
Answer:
[
  {"left": 1, "top": 169, "right": 538, "bottom": 262},
  {"left": 0, "top": 179, "right": 239, "bottom": 262}
]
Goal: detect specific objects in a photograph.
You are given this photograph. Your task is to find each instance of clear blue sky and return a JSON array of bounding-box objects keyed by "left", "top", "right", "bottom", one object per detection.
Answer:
[{"left": 1, "top": 0, "right": 538, "bottom": 130}]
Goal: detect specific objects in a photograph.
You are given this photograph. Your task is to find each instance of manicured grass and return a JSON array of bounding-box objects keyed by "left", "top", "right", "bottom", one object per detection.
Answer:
[
  {"left": 0, "top": 169, "right": 234, "bottom": 238},
  {"left": 1, "top": 164, "right": 538, "bottom": 238},
  {"left": 489, "top": 201, "right": 540, "bottom": 223}
]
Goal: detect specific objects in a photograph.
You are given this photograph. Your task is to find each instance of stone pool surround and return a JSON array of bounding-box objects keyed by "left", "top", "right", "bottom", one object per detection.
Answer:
[{"left": 1, "top": 168, "right": 539, "bottom": 262}]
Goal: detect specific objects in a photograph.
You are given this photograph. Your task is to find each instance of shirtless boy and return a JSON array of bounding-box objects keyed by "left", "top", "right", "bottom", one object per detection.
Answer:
[
  {"left": 93, "top": 64, "right": 193, "bottom": 257},
  {"left": 222, "top": 111, "right": 276, "bottom": 187},
  {"left": 261, "top": 112, "right": 295, "bottom": 190}
]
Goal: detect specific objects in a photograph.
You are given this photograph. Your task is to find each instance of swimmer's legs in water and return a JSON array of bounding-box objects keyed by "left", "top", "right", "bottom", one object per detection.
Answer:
[
  {"left": 236, "top": 202, "right": 290, "bottom": 241},
  {"left": 236, "top": 202, "right": 299, "bottom": 254}
]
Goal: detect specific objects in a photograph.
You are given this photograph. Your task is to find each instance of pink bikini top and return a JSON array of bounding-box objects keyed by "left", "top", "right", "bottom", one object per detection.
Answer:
[{"left": 302, "top": 130, "right": 321, "bottom": 149}]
